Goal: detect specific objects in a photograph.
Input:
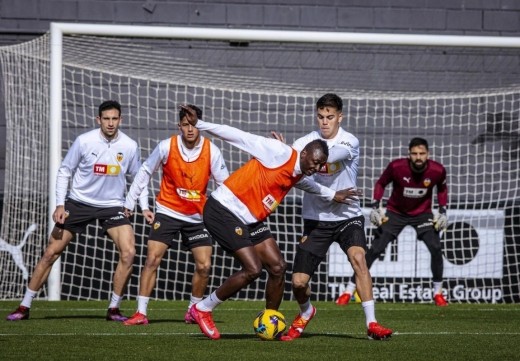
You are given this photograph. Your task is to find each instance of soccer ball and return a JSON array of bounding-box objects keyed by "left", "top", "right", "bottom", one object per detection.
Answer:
[{"left": 253, "top": 309, "right": 287, "bottom": 341}]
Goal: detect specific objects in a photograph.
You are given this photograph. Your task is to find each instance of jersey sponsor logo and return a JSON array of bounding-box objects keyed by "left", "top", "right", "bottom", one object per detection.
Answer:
[
  {"left": 423, "top": 178, "right": 431, "bottom": 187},
  {"left": 262, "top": 194, "right": 279, "bottom": 212},
  {"left": 318, "top": 161, "right": 341, "bottom": 175},
  {"left": 116, "top": 152, "right": 124, "bottom": 162},
  {"left": 403, "top": 187, "right": 427, "bottom": 198},
  {"left": 235, "top": 226, "right": 243, "bottom": 236},
  {"left": 153, "top": 221, "right": 161, "bottom": 230},
  {"left": 176, "top": 188, "right": 202, "bottom": 201},
  {"left": 93, "top": 163, "right": 121, "bottom": 176},
  {"left": 339, "top": 140, "right": 352, "bottom": 148}
]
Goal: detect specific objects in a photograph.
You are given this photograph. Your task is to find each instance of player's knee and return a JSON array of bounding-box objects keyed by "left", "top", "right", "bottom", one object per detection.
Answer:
[
  {"left": 291, "top": 274, "right": 309, "bottom": 290},
  {"left": 243, "top": 264, "right": 263, "bottom": 281},
  {"left": 196, "top": 261, "right": 211, "bottom": 277},
  {"left": 120, "top": 247, "right": 136, "bottom": 265},
  {"left": 268, "top": 259, "right": 287, "bottom": 278}
]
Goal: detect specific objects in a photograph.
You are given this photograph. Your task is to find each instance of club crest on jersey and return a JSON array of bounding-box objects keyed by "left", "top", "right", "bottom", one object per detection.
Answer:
[
  {"left": 153, "top": 221, "right": 161, "bottom": 230},
  {"left": 94, "top": 163, "right": 121, "bottom": 176},
  {"left": 423, "top": 178, "right": 431, "bottom": 187},
  {"left": 116, "top": 152, "right": 124, "bottom": 162},
  {"left": 235, "top": 227, "right": 243, "bottom": 236}
]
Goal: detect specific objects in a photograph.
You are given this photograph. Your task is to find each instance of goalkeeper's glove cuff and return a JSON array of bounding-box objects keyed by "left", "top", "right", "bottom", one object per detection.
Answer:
[
  {"left": 438, "top": 206, "right": 447, "bottom": 215},
  {"left": 371, "top": 200, "right": 381, "bottom": 209}
]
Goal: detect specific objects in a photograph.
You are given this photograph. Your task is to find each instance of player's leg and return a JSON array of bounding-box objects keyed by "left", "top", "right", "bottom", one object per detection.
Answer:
[
  {"left": 186, "top": 244, "right": 212, "bottom": 323},
  {"left": 105, "top": 221, "right": 136, "bottom": 321},
  {"left": 189, "top": 197, "right": 259, "bottom": 340},
  {"left": 419, "top": 225, "right": 447, "bottom": 306},
  {"left": 6, "top": 227, "right": 75, "bottom": 321},
  {"left": 280, "top": 247, "right": 319, "bottom": 341},
  {"left": 340, "top": 218, "right": 393, "bottom": 340},
  {"left": 254, "top": 237, "right": 287, "bottom": 310},
  {"left": 337, "top": 214, "right": 402, "bottom": 305},
  {"left": 124, "top": 239, "right": 168, "bottom": 326}
]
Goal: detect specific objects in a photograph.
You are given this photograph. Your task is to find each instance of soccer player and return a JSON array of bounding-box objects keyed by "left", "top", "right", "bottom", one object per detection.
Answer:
[
  {"left": 336, "top": 137, "right": 449, "bottom": 307},
  {"left": 122, "top": 104, "right": 229, "bottom": 326},
  {"left": 278, "top": 93, "right": 393, "bottom": 341},
  {"left": 180, "top": 105, "right": 359, "bottom": 340},
  {"left": 6, "top": 100, "right": 147, "bottom": 322}
]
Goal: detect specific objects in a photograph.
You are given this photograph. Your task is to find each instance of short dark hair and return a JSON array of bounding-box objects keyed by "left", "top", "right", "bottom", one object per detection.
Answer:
[
  {"left": 316, "top": 93, "right": 343, "bottom": 112},
  {"left": 179, "top": 104, "right": 202, "bottom": 120},
  {"left": 304, "top": 139, "right": 329, "bottom": 158},
  {"left": 409, "top": 137, "right": 429, "bottom": 151},
  {"left": 98, "top": 100, "right": 121, "bottom": 117}
]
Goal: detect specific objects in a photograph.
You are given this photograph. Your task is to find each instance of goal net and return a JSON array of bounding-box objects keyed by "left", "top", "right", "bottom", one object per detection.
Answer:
[{"left": 0, "top": 26, "right": 519, "bottom": 304}]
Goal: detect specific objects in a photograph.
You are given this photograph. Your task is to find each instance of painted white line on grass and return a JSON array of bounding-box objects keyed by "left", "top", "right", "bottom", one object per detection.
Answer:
[{"left": 1, "top": 331, "right": 519, "bottom": 337}]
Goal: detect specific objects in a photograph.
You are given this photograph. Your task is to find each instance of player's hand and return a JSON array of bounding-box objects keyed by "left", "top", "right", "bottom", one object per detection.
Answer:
[
  {"left": 142, "top": 209, "right": 155, "bottom": 224},
  {"left": 270, "top": 131, "right": 286, "bottom": 143},
  {"left": 333, "top": 187, "right": 362, "bottom": 204},
  {"left": 52, "top": 205, "right": 67, "bottom": 224},
  {"left": 123, "top": 207, "right": 133, "bottom": 218},
  {"left": 433, "top": 210, "right": 448, "bottom": 231},
  {"left": 369, "top": 201, "right": 388, "bottom": 226},
  {"left": 179, "top": 104, "right": 198, "bottom": 126}
]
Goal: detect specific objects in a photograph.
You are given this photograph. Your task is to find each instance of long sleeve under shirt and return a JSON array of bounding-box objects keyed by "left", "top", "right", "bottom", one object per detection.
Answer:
[
  {"left": 56, "top": 129, "right": 147, "bottom": 209},
  {"left": 195, "top": 119, "right": 334, "bottom": 224},
  {"left": 124, "top": 134, "right": 229, "bottom": 223},
  {"left": 292, "top": 128, "right": 363, "bottom": 221}
]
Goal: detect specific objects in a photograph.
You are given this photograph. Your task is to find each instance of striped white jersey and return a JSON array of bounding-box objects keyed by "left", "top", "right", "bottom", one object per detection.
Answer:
[
  {"left": 56, "top": 128, "right": 147, "bottom": 209},
  {"left": 293, "top": 128, "right": 363, "bottom": 221}
]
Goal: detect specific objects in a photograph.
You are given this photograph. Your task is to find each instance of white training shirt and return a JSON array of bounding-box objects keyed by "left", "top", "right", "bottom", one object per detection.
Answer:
[
  {"left": 195, "top": 119, "right": 334, "bottom": 224},
  {"left": 56, "top": 128, "right": 147, "bottom": 209},
  {"left": 124, "top": 134, "right": 230, "bottom": 223},
  {"left": 293, "top": 128, "right": 363, "bottom": 221}
]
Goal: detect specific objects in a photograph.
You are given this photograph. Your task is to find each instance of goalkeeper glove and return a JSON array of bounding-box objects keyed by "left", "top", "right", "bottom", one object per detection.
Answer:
[
  {"left": 369, "top": 200, "right": 388, "bottom": 227},
  {"left": 433, "top": 206, "right": 448, "bottom": 231}
]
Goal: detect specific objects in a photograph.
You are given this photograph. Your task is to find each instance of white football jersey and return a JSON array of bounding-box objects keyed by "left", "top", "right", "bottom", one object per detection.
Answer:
[
  {"left": 293, "top": 128, "right": 363, "bottom": 221},
  {"left": 56, "top": 129, "right": 146, "bottom": 208}
]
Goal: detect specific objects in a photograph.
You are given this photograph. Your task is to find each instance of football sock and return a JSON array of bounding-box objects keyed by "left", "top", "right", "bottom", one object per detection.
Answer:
[
  {"left": 197, "top": 291, "right": 222, "bottom": 312},
  {"left": 299, "top": 300, "right": 313, "bottom": 320},
  {"left": 108, "top": 292, "right": 122, "bottom": 309},
  {"left": 137, "top": 296, "right": 150, "bottom": 315},
  {"left": 20, "top": 288, "right": 37, "bottom": 308},
  {"left": 189, "top": 295, "right": 203, "bottom": 310},
  {"left": 433, "top": 281, "right": 443, "bottom": 295},
  {"left": 362, "top": 300, "right": 376, "bottom": 327},
  {"left": 345, "top": 281, "right": 357, "bottom": 295}
]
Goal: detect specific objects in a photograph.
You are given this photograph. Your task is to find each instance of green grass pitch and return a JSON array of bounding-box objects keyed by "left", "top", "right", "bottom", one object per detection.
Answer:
[{"left": 1, "top": 300, "right": 519, "bottom": 361}]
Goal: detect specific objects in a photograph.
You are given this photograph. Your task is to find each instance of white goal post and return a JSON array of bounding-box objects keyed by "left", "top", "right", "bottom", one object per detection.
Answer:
[{"left": 1, "top": 22, "right": 519, "bottom": 303}]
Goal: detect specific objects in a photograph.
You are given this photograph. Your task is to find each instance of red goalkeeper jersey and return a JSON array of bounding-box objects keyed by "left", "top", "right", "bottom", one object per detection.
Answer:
[{"left": 374, "top": 158, "right": 447, "bottom": 216}]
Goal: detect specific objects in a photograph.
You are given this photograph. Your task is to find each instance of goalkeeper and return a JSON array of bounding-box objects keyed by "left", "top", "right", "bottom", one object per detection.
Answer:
[{"left": 336, "top": 137, "right": 449, "bottom": 307}]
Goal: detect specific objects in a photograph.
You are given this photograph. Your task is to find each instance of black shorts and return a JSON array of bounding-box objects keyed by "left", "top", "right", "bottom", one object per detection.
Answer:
[
  {"left": 203, "top": 197, "right": 273, "bottom": 253},
  {"left": 382, "top": 211, "right": 435, "bottom": 238},
  {"left": 294, "top": 216, "right": 367, "bottom": 275},
  {"left": 56, "top": 198, "right": 131, "bottom": 235},
  {"left": 148, "top": 213, "right": 212, "bottom": 250}
]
